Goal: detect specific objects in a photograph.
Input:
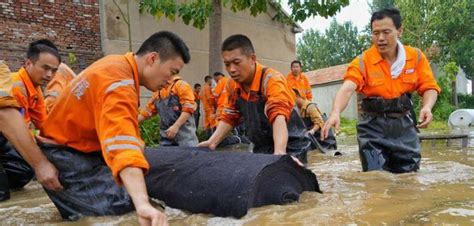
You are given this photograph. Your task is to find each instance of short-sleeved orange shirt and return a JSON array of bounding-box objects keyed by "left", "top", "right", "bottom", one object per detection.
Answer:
[
  {"left": 220, "top": 63, "right": 295, "bottom": 126},
  {"left": 286, "top": 72, "right": 312, "bottom": 101},
  {"left": 344, "top": 45, "right": 440, "bottom": 99}
]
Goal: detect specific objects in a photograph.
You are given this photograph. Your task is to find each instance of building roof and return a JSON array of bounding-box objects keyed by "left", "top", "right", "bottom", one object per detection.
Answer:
[{"left": 306, "top": 64, "right": 348, "bottom": 86}]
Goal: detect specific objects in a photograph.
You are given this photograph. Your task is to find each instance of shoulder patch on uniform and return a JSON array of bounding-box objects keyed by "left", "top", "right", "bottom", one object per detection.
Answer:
[{"left": 72, "top": 78, "right": 90, "bottom": 100}]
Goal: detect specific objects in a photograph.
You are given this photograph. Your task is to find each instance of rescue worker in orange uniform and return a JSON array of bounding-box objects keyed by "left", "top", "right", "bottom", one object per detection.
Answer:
[
  {"left": 44, "top": 63, "right": 76, "bottom": 113},
  {"left": 10, "top": 40, "right": 60, "bottom": 131},
  {"left": 199, "top": 35, "right": 311, "bottom": 163},
  {"left": 212, "top": 71, "right": 228, "bottom": 118},
  {"left": 0, "top": 43, "right": 62, "bottom": 201},
  {"left": 293, "top": 89, "right": 337, "bottom": 151},
  {"left": 322, "top": 8, "right": 440, "bottom": 173},
  {"left": 139, "top": 76, "right": 198, "bottom": 147},
  {"left": 39, "top": 31, "right": 189, "bottom": 225},
  {"left": 200, "top": 75, "right": 217, "bottom": 137},
  {"left": 193, "top": 83, "right": 201, "bottom": 128},
  {"left": 287, "top": 60, "right": 312, "bottom": 101}
]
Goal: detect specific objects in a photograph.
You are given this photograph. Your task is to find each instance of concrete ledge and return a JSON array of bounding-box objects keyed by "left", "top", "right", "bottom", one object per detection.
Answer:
[{"left": 418, "top": 133, "right": 470, "bottom": 148}]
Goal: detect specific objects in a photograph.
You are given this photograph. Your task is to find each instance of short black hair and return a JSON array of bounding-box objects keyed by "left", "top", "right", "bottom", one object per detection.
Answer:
[
  {"left": 27, "top": 39, "right": 61, "bottom": 63},
  {"left": 204, "top": 75, "right": 212, "bottom": 82},
  {"left": 221, "top": 34, "right": 255, "bottom": 55},
  {"left": 371, "top": 8, "right": 402, "bottom": 30},
  {"left": 136, "top": 31, "right": 190, "bottom": 64},
  {"left": 213, "top": 71, "right": 225, "bottom": 77},
  {"left": 194, "top": 83, "right": 201, "bottom": 89},
  {"left": 291, "top": 60, "right": 302, "bottom": 67},
  {"left": 292, "top": 88, "right": 302, "bottom": 98}
]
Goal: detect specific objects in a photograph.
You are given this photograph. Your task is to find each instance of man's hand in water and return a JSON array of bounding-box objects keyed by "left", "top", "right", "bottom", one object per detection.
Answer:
[
  {"left": 136, "top": 203, "right": 168, "bottom": 226},
  {"left": 321, "top": 113, "right": 340, "bottom": 140},
  {"left": 274, "top": 151, "right": 304, "bottom": 167},
  {"left": 35, "top": 160, "right": 63, "bottom": 191}
]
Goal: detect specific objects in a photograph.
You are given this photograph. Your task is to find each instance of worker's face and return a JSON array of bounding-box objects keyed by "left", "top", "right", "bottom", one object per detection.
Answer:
[
  {"left": 25, "top": 52, "right": 59, "bottom": 87},
  {"left": 371, "top": 17, "right": 402, "bottom": 56},
  {"left": 214, "top": 74, "right": 223, "bottom": 82},
  {"left": 291, "top": 63, "right": 302, "bottom": 75},
  {"left": 142, "top": 52, "right": 184, "bottom": 92},
  {"left": 195, "top": 86, "right": 201, "bottom": 93},
  {"left": 222, "top": 48, "right": 256, "bottom": 85}
]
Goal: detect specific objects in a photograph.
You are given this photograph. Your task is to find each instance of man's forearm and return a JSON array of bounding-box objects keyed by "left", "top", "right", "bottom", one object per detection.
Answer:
[
  {"left": 0, "top": 108, "right": 49, "bottom": 168},
  {"left": 208, "top": 120, "right": 234, "bottom": 145},
  {"left": 421, "top": 89, "right": 438, "bottom": 110},
  {"left": 120, "top": 167, "right": 150, "bottom": 208},
  {"left": 272, "top": 115, "right": 288, "bottom": 154},
  {"left": 172, "top": 111, "right": 192, "bottom": 129},
  {"left": 330, "top": 81, "right": 356, "bottom": 116}
]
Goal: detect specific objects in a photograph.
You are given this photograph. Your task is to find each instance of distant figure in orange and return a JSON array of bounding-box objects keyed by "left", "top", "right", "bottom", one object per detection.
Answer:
[{"left": 286, "top": 60, "right": 312, "bottom": 101}]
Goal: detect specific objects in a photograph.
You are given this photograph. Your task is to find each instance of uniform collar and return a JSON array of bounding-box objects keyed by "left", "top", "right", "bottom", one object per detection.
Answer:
[
  {"left": 367, "top": 44, "right": 414, "bottom": 65},
  {"left": 124, "top": 52, "right": 140, "bottom": 104},
  {"left": 289, "top": 72, "right": 302, "bottom": 79},
  {"left": 18, "top": 67, "right": 39, "bottom": 97},
  {"left": 234, "top": 62, "right": 265, "bottom": 94}
]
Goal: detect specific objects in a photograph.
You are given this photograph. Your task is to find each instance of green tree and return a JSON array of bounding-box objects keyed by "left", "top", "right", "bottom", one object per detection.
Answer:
[
  {"left": 296, "top": 19, "right": 368, "bottom": 71},
  {"left": 139, "top": 0, "right": 350, "bottom": 76},
  {"left": 396, "top": 0, "right": 474, "bottom": 94},
  {"left": 444, "top": 62, "right": 459, "bottom": 107},
  {"left": 368, "top": 0, "right": 395, "bottom": 13}
]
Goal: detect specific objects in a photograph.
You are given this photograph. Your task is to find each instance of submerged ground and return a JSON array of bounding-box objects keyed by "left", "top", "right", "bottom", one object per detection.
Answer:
[{"left": 1, "top": 135, "right": 473, "bottom": 225}]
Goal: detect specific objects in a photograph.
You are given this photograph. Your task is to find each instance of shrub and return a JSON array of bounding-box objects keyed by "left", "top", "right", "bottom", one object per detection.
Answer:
[
  {"left": 459, "top": 93, "right": 474, "bottom": 109},
  {"left": 140, "top": 115, "right": 160, "bottom": 147}
]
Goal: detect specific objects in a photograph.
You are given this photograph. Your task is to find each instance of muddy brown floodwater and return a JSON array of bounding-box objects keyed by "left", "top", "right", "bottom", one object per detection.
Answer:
[{"left": 1, "top": 138, "right": 473, "bottom": 225}]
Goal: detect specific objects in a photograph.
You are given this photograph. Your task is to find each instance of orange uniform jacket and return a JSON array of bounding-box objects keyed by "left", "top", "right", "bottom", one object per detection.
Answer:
[
  {"left": 194, "top": 91, "right": 200, "bottom": 102},
  {"left": 212, "top": 76, "right": 228, "bottom": 118},
  {"left": 139, "top": 76, "right": 196, "bottom": 120},
  {"left": 200, "top": 83, "right": 217, "bottom": 129},
  {"left": 0, "top": 61, "right": 19, "bottom": 109},
  {"left": 345, "top": 45, "right": 441, "bottom": 98},
  {"left": 11, "top": 67, "right": 47, "bottom": 130},
  {"left": 286, "top": 72, "right": 312, "bottom": 101},
  {"left": 220, "top": 63, "right": 295, "bottom": 126},
  {"left": 44, "top": 63, "right": 76, "bottom": 113},
  {"left": 41, "top": 53, "right": 149, "bottom": 183}
]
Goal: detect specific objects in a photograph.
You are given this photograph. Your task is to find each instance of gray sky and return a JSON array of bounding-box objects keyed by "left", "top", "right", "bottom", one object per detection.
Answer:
[{"left": 283, "top": 0, "right": 371, "bottom": 38}]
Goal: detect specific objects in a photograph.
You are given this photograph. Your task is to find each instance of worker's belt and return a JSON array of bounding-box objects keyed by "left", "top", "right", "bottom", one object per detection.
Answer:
[
  {"left": 361, "top": 94, "right": 412, "bottom": 118},
  {"left": 362, "top": 110, "right": 410, "bottom": 118},
  {"left": 361, "top": 94, "right": 412, "bottom": 113}
]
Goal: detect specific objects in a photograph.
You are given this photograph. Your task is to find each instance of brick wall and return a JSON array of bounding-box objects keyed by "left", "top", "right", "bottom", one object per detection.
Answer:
[{"left": 0, "top": 0, "right": 102, "bottom": 73}]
